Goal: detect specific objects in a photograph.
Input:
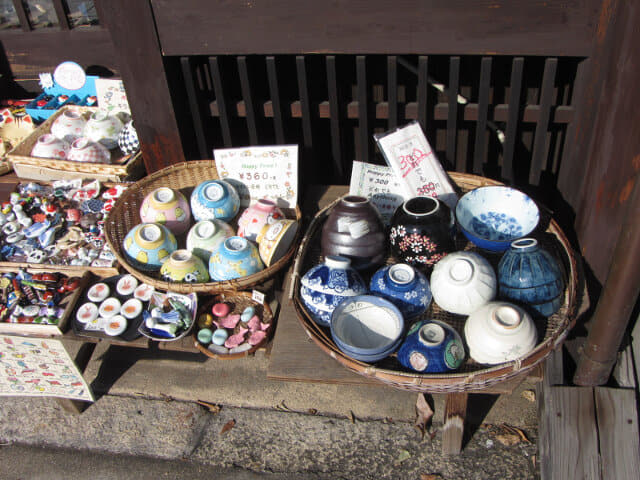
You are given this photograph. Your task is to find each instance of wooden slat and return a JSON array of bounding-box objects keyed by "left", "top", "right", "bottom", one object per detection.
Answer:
[
  {"left": 356, "top": 55, "right": 369, "bottom": 163},
  {"left": 595, "top": 388, "right": 640, "bottom": 480},
  {"left": 152, "top": 0, "right": 600, "bottom": 57},
  {"left": 180, "top": 57, "right": 208, "bottom": 158},
  {"left": 208, "top": 57, "right": 232, "bottom": 147},
  {"left": 52, "top": 0, "right": 70, "bottom": 30},
  {"left": 12, "top": 0, "right": 31, "bottom": 31},
  {"left": 530, "top": 58, "right": 558, "bottom": 185},
  {"left": 237, "top": 56, "right": 259, "bottom": 145},
  {"left": 387, "top": 56, "right": 398, "bottom": 130},
  {"left": 447, "top": 56, "right": 461, "bottom": 170},
  {"left": 295, "top": 56, "right": 313, "bottom": 151},
  {"left": 539, "top": 387, "right": 601, "bottom": 480},
  {"left": 473, "top": 57, "right": 492, "bottom": 174},
  {"left": 326, "top": 56, "right": 344, "bottom": 180},
  {"left": 266, "top": 56, "right": 285, "bottom": 144},
  {"left": 417, "top": 56, "right": 428, "bottom": 132},
  {"left": 442, "top": 392, "right": 468, "bottom": 455},
  {"left": 502, "top": 57, "right": 524, "bottom": 183}
]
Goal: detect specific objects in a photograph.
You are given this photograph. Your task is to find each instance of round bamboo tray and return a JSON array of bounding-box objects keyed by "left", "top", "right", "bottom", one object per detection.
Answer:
[
  {"left": 104, "top": 160, "right": 302, "bottom": 293},
  {"left": 291, "top": 172, "right": 580, "bottom": 393},
  {"left": 193, "top": 290, "right": 274, "bottom": 359}
]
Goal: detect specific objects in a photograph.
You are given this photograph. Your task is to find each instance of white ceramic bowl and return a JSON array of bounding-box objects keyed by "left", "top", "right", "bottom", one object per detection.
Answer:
[
  {"left": 50, "top": 109, "right": 87, "bottom": 143},
  {"left": 30, "top": 133, "right": 70, "bottom": 159},
  {"left": 430, "top": 251, "right": 497, "bottom": 315},
  {"left": 464, "top": 301, "right": 538, "bottom": 365},
  {"left": 67, "top": 137, "right": 111, "bottom": 164}
]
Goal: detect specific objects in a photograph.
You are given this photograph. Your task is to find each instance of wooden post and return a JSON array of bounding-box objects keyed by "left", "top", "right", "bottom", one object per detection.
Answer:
[
  {"left": 96, "top": 0, "right": 185, "bottom": 173},
  {"left": 442, "top": 392, "right": 468, "bottom": 455}
]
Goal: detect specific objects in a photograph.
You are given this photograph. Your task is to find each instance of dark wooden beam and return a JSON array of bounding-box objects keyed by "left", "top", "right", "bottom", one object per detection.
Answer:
[
  {"left": 151, "top": 0, "right": 600, "bottom": 57},
  {"left": 11, "top": 0, "right": 31, "bottom": 31},
  {"left": 52, "top": 0, "right": 70, "bottom": 30},
  {"left": 96, "top": 0, "right": 185, "bottom": 172}
]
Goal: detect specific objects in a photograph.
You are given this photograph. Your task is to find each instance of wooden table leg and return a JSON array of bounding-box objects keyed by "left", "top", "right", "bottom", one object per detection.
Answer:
[{"left": 442, "top": 392, "right": 469, "bottom": 455}]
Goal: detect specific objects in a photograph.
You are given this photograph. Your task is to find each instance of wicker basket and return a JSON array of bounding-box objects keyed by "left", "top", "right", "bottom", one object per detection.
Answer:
[
  {"left": 193, "top": 290, "right": 275, "bottom": 359},
  {"left": 104, "top": 160, "right": 302, "bottom": 293},
  {"left": 291, "top": 172, "right": 580, "bottom": 393},
  {"left": 6, "top": 105, "right": 145, "bottom": 182}
]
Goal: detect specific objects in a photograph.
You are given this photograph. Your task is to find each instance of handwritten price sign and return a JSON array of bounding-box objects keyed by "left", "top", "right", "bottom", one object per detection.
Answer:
[
  {"left": 374, "top": 122, "right": 458, "bottom": 210},
  {"left": 349, "top": 161, "right": 405, "bottom": 225}
]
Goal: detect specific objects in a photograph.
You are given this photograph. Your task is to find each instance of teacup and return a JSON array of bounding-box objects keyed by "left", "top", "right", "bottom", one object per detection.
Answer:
[
  {"left": 256, "top": 219, "right": 299, "bottom": 266},
  {"left": 31, "top": 134, "right": 70, "bottom": 159}
]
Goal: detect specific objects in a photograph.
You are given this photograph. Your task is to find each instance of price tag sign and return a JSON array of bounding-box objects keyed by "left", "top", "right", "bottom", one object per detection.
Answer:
[
  {"left": 349, "top": 161, "right": 405, "bottom": 225},
  {"left": 251, "top": 290, "right": 265, "bottom": 305},
  {"left": 95, "top": 78, "right": 131, "bottom": 114},
  {"left": 214, "top": 145, "right": 298, "bottom": 208},
  {"left": 374, "top": 121, "right": 458, "bottom": 210},
  {"left": 53, "top": 61, "right": 86, "bottom": 91}
]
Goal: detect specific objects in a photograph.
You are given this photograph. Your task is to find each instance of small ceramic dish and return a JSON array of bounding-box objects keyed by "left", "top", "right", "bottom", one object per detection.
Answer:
[
  {"left": 134, "top": 283, "right": 155, "bottom": 302},
  {"left": 330, "top": 294, "right": 405, "bottom": 362},
  {"left": 116, "top": 274, "right": 138, "bottom": 296},
  {"left": 99, "top": 297, "right": 121, "bottom": 318},
  {"left": 76, "top": 302, "right": 99, "bottom": 324},
  {"left": 455, "top": 186, "right": 539, "bottom": 251},
  {"left": 121, "top": 298, "right": 143, "bottom": 319},
  {"left": 104, "top": 315, "right": 127, "bottom": 336},
  {"left": 87, "top": 282, "right": 110, "bottom": 302}
]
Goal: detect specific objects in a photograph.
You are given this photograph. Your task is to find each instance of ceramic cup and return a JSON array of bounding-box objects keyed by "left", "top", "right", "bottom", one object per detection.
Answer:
[
  {"left": 209, "top": 236, "right": 264, "bottom": 281},
  {"left": 256, "top": 219, "right": 299, "bottom": 267},
  {"left": 160, "top": 249, "right": 210, "bottom": 283},
  {"left": 123, "top": 223, "right": 177, "bottom": 271},
  {"left": 300, "top": 255, "right": 367, "bottom": 327},
  {"left": 464, "top": 301, "right": 538, "bottom": 364},
  {"left": 118, "top": 120, "right": 140, "bottom": 156},
  {"left": 140, "top": 187, "right": 191, "bottom": 236},
  {"left": 237, "top": 198, "right": 285, "bottom": 242},
  {"left": 83, "top": 109, "right": 124, "bottom": 149},
  {"left": 67, "top": 137, "right": 111, "bottom": 164},
  {"left": 30, "top": 133, "right": 70, "bottom": 159},
  {"left": 50, "top": 109, "right": 87, "bottom": 143},
  {"left": 369, "top": 263, "right": 432, "bottom": 319},
  {"left": 430, "top": 251, "right": 497, "bottom": 315},
  {"left": 396, "top": 320, "right": 465, "bottom": 373},
  {"left": 190, "top": 179, "right": 240, "bottom": 223},
  {"left": 320, "top": 195, "right": 386, "bottom": 271},
  {"left": 186, "top": 219, "right": 235, "bottom": 263}
]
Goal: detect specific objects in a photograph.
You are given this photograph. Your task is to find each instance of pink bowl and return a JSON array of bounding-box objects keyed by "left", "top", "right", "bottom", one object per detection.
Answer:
[
  {"left": 31, "top": 133, "right": 70, "bottom": 159},
  {"left": 67, "top": 137, "right": 111, "bottom": 164}
]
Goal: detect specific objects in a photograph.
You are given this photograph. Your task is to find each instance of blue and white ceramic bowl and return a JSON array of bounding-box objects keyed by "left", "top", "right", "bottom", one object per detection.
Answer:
[
  {"left": 190, "top": 179, "right": 240, "bottom": 223},
  {"left": 369, "top": 263, "right": 431, "bottom": 319},
  {"left": 123, "top": 223, "right": 177, "bottom": 271},
  {"left": 330, "top": 295, "right": 405, "bottom": 363},
  {"left": 208, "top": 236, "right": 264, "bottom": 281},
  {"left": 300, "top": 255, "right": 367, "bottom": 327},
  {"left": 455, "top": 186, "right": 539, "bottom": 252},
  {"left": 397, "top": 320, "right": 465, "bottom": 373}
]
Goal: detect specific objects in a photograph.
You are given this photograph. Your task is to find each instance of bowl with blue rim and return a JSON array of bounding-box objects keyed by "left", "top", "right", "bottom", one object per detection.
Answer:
[{"left": 455, "top": 186, "right": 539, "bottom": 252}]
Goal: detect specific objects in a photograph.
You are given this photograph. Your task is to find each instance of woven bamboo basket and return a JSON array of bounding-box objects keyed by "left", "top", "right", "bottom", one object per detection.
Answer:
[
  {"left": 291, "top": 172, "right": 580, "bottom": 393},
  {"left": 6, "top": 106, "right": 145, "bottom": 182},
  {"left": 193, "top": 290, "right": 275, "bottom": 359},
  {"left": 104, "top": 160, "right": 302, "bottom": 294}
]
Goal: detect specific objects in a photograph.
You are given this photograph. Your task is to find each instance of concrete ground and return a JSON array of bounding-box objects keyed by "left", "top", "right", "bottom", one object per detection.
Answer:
[{"left": 0, "top": 341, "right": 540, "bottom": 479}]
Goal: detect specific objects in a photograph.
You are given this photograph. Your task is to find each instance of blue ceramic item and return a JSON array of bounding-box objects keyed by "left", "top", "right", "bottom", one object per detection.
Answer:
[
  {"left": 397, "top": 320, "right": 465, "bottom": 373},
  {"left": 455, "top": 186, "right": 539, "bottom": 251},
  {"left": 123, "top": 223, "right": 177, "bottom": 271},
  {"left": 190, "top": 179, "right": 240, "bottom": 222},
  {"left": 498, "top": 238, "right": 564, "bottom": 316},
  {"left": 208, "top": 236, "right": 264, "bottom": 281},
  {"left": 330, "top": 295, "right": 405, "bottom": 362},
  {"left": 300, "top": 255, "right": 367, "bottom": 327},
  {"left": 369, "top": 263, "right": 432, "bottom": 319}
]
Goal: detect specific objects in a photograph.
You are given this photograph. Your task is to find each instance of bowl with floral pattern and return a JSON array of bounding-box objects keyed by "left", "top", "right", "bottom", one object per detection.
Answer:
[{"left": 455, "top": 186, "right": 539, "bottom": 252}]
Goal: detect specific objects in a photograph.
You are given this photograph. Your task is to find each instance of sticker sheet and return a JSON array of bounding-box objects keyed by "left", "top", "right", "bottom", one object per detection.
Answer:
[
  {"left": 214, "top": 145, "right": 298, "bottom": 208},
  {"left": 349, "top": 161, "right": 406, "bottom": 225},
  {"left": 95, "top": 78, "right": 131, "bottom": 114},
  {"left": 0, "top": 335, "right": 94, "bottom": 402}
]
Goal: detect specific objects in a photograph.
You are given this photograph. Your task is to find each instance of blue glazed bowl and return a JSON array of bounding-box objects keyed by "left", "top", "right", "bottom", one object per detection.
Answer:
[
  {"left": 300, "top": 255, "right": 367, "bottom": 327},
  {"left": 396, "top": 319, "right": 465, "bottom": 373},
  {"left": 455, "top": 186, "right": 539, "bottom": 252},
  {"left": 330, "top": 295, "right": 404, "bottom": 362},
  {"left": 190, "top": 179, "right": 240, "bottom": 223},
  {"left": 208, "top": 236, "right": 264, "bottom": 281},
  {"left": 369, "top": 263, "right": 432, "bottom": 319},
  {"left": 123, "top": 223, "right": 177, "bottom": 271}
]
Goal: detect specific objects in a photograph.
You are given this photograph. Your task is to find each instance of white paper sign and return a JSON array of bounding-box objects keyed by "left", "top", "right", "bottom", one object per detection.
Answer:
[
  {"left": 349, "top": 161, "right": 405, "bottom": 225},
  {"left": 95, "top": 78, "right": 131, "bottom": 114},
  {"left": 214, "top": 145, "right": 298, "bottom": 208},
  {"left": 374, "top": 122, "right": 458, "bottom": 210}
]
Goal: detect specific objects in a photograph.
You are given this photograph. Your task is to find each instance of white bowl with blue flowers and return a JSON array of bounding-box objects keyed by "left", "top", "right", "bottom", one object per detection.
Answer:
[{"left": 455, "top": 186, "right": 539, "bottom": 252}]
